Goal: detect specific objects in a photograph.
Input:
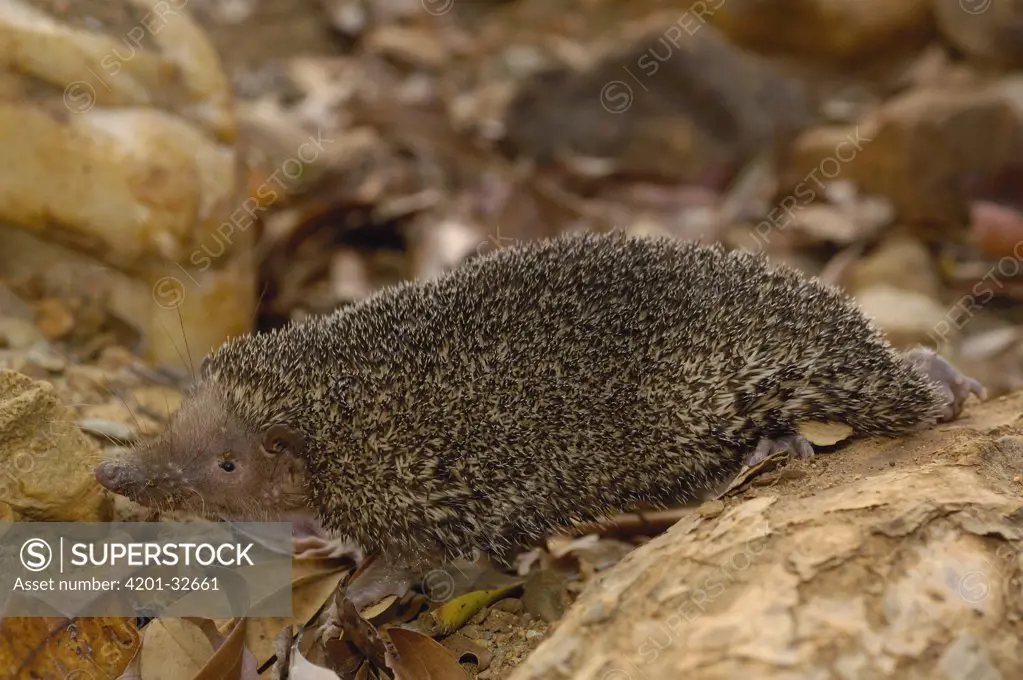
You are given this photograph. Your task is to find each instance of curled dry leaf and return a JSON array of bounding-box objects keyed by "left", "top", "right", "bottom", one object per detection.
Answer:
[
  {"left": 545, "top": 535, "right": 635, "bottom": 578},
  {"left": 194, "top": 618, "right": 257, "bottom": 680},
  {"left": 337, "top": 596, "right": 393, "bottom": 669},
  {"left": 292, "top": 642, "right": 345, "bottom": 680},
  {"left": 384, "top": 627, "right": 469, "bottom": 680},
  {"left": 246, "top": 559, "right": 350, "bottom": 667}
]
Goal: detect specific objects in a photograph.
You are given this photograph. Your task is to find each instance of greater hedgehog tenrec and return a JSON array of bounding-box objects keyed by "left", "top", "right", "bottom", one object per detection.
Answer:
[{"left": 95, "top": 231, "right": 984, "bottom": 566}]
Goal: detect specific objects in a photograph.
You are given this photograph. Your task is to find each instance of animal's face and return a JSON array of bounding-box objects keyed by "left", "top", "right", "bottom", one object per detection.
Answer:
[{"left": 94, "top": 385, "right": 310, "bottom": 521}]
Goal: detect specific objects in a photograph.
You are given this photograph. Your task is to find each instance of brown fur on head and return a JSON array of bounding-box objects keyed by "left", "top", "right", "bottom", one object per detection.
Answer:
[{"left": 94, "top": 383, "right": 310, "bottom": 521}]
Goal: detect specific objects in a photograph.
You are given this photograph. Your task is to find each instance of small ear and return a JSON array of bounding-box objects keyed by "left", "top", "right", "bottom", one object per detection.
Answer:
[{"left": 262, "top": 424, "right": 303, "bottom": 456}]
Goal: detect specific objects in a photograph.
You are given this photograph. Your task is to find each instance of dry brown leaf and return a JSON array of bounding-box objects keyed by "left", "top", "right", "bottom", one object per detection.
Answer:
[
  {"left": 384, "top": 627, "right": 469, "bottom": 680},
  {"left": 239, "top": 560, "right": 349, "bottom": 666},
  {"left": 195, "top": 618, "right": 249, "bottom": 680},
  {"left": 292, "top": 642, "right": 344, "bottom": 680},
  {"left": 0, "top": 616, "right": 139, "bottom": 679},
  {"left": 139, "top": 618, "right": 215, "bottom": 679},
  {"left": 336, "top": 594, "right": 395, "bottom": 671}
]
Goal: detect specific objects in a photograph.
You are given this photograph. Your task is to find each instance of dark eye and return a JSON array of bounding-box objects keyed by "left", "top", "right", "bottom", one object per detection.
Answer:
[{"left": 219, "top": 460, "right": 236, "bottom": 472}]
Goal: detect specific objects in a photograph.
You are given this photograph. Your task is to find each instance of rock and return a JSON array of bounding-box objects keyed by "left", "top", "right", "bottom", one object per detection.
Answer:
[
  {"left": 65, "top": 365, "right": 114, "bottom": 396},
  {"left": 0, "top": 0, "right": 255, "bottom": 373},
  {"left": 25, "top": 345, "right": 67, "bottom": 374},
  {"left": 522, "top": 569, "right": 569, "bottom": 624},
  {"left": 33, "top": 298, "right": 75, "bottom": 340},
  {"left": 509, "top": 389, "right": 1023, "bottom": 680},
  {"left": 502, "top": 21, "right": 811, "bottom": 187},
  {"left": 783, "top": 84, "right": 1023, "bottom": 230},
  {"left": 707, "top": 0, "right": 932, "bottom": 62},
  {"left": 96, "top": 346, "right": 135, "bottom": 372},
  {"left": 364, "top": 25, "right": 450, "bottom": 69},
  {"left": 846, "top": 235, "right": 942, "bottom": 300},
  {"left": 0, "top": 318, "right": 43, "bottom": 350},
  {"left": 855, "top": 284, "right": 951, "bottom": 349},
  {"left": 493, "top": 597, "right": 524, "bottom": 614},
  {"left": 0, "top": 370, "right": 112, "bottom": 521},
  {"left": 934, "top": 0, "right": 1023, "bottom": 68},
  {"left": 76, "top": 419, "right": 138, "bottom": 444}
]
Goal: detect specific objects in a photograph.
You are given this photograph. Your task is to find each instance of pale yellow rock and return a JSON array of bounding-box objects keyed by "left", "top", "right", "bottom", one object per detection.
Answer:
[
  {"left": 509, "top": 399, "right": 1023, "bottom": 680},
  {"left": 846, "top": 235, "right": 942, "bottom": 300},
  {"left": 0, "top": 227, "right": 254, "bottom": 371},
  {"left": 0, "top": 0, "right": 253, "bottom": 372},
  {"left": 0, "top": 370, "right": 113, "bottom": 522},
  {"left": 856, "top": 284, "right": 951, "bottom": 349}
]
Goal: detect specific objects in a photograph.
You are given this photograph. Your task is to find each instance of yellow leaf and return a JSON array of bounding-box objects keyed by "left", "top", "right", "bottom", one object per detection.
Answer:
[{"left": 420, "top": 584, "right": 521, "bottom": 637}]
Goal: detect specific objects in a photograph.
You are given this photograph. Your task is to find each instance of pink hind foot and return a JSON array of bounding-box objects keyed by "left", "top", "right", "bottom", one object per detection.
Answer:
[
  {"left": 903, "top": 348, "right": 987, "bottom": 422},
  {"left": 744, "top": 434, "right": 815, "bottom": 467}
]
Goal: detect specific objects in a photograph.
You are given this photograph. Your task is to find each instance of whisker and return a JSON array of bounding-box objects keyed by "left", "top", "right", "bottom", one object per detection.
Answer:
[
  {"left": 157, "top": 318, "right": 193, "bottom": 386},
  {"left": 176, "top": 306, "right": 197, "bottom": 385}
]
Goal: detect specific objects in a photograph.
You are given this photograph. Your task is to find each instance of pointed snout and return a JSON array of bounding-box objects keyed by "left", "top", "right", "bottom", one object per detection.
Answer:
[{"left": 94, "top": 459, "right": 135, "bottom": 495}]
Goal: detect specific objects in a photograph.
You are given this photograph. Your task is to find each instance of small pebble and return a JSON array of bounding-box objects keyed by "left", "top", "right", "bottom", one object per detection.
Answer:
[
  {"left": 26, "top": 345, "right": 66, "bottom": 373},
  {"left": 579, "top": 599, "right": 611, "bottom": 625},
  {"left": 66, "top": 365, "right": 111, "bottom": 395},
  {"left": 77, "top": 419, "right": 137, "bottom": 443},
  {"left": 0, "top": 318, "right": 44, "bottom": 350},
  {"left": 522, "top": 569, "right": 568, "bottom": 623},
  {"left": 493, "top": 597, "right": 523, "bottom": 614},
  {"left": 34, "top": 298, "right": 75, "bottom": 340},
  {"left": 698, "top": 500, "right": 725, "bottom": 518},
  {"left": 97, "top": 346, "right": 134, "bottom": 372}
]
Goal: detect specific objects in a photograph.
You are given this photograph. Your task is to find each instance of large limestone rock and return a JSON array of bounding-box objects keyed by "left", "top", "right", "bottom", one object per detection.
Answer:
[
  {"left": 0, "top": 0, "right": 256, "bottom": 371},
  {"left": 510, "top": 391, "right": 1023, "bottom": 679}
]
